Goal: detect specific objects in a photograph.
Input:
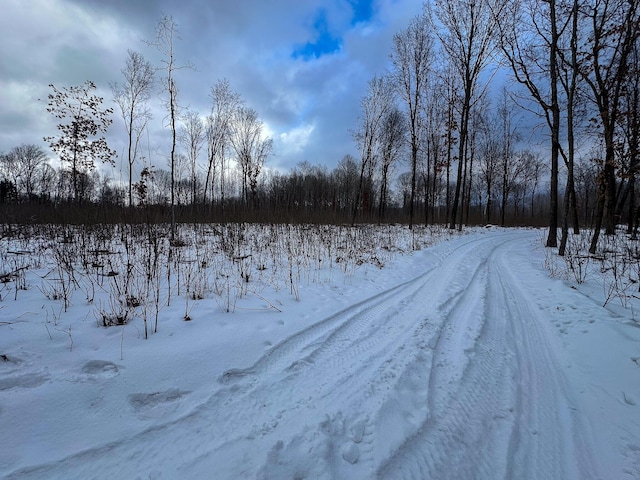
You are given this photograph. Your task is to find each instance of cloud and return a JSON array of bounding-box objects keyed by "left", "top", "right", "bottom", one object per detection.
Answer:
[
  {"left": 292, "top": 9, "right": 343, "bottom": 60},
  {"left": 276, "top": 123, "right": 315, "bottom": 159},
  {"left": 0, "top": 0, "right": 423, "bottom": 174}
]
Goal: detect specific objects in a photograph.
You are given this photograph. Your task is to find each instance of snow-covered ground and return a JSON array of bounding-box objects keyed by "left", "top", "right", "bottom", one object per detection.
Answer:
[{"left": 1, "top": 227, "right": 639, "bottom": 479}]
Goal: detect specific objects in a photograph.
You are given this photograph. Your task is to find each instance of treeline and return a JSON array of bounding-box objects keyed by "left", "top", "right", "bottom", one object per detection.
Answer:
[
  {"left": 1, "top": 1, "right": 639, "bottom": 252},
  {"left": 0, "top": 142, "right": 591, "bottom": 227}
]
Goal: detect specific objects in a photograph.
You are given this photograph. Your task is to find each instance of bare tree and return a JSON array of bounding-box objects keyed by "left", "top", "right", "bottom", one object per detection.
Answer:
[
  {"left": 477, "top": 114, "right": 501, "bottom": 223},
  {"left": 334, "top": 154, "right": 359, "bottom": 211},
  {"left": 44, "top": 81, "right": 116, "bottom": 202},
  {"left": 557, "top": 0, "right": 582, "bottom": 256},
  {"left": 36, "top": 163, "right": 57, "bottom": 200},
  {"left": 230, "top": 106, "right": 273, "bottom": 209},
  {"left": 504, "top": 150, "right": 531, "bottom": 220},
  {"left": 619, "top": 41, "right": 640, "bottom": 236},
  {"left": 463, "top": 95, "right": 489, "bottom": 225},
  {"left": 497, "top": 88, "right": 521, "bottom": 226},
  {"left": 0, "top": 144, "right": 48, "bottom": 199},
  {"left": 352, "top": 75, "right": 395, "bottom": 224},
  {"left": 499, "top": 0, "right": 566, "bottom": 246},
  {"left": 179, "top": 110, "right": 205, "bottom": 205},
  {"left": 522, "top": 151, "right": 547, "bottom": 219},
  {"left": 111, "top": 49, "right": 154, "bottom": 207},
  {"left": 441, "top": 64, "right": 460, "bottom": 221},
  {"left": 205, "top": 79, "right": 242, "bottom": 211},
  {"left": 430, "top": 0, "right": 507, "bottom": 231},
  {"left": 390, "top": 11, "right": 434, "bottom": 229},
  {"left": 378, "top": 107, "right": 406, "bottom": 222},
  {"left": 422, "top": 75, "right": 449, "bottom": 224},
  {"left": 147, "top": 15, "right": 191, "bottom": 239},
  {"left": 578, "top": 0, "right": 640, "bottom": 253}
]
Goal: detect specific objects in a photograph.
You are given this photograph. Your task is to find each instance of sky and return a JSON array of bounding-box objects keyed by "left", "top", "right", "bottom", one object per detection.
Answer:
[{"left": 0, "top": 0, "right": 423, "bottom": 176}]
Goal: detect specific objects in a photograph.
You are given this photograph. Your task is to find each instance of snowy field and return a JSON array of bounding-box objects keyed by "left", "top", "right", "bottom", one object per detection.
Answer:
[{"left": 0, "top": 225, "right": 639, "bottom": 479}]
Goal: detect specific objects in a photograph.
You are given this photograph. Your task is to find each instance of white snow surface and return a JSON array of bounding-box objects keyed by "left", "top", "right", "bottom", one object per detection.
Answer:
[{"left": 1, "top": 228, "right": 639, "bottom": 479}]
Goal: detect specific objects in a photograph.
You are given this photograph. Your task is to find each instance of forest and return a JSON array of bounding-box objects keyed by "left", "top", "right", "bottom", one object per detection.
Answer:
[{"left": 0, "top": 0, "right": 638, "bottom": 257}]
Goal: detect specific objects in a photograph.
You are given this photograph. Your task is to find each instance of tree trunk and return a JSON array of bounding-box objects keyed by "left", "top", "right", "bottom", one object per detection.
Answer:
[
  {"left": 559, "top": 175, "right": 571, "bottom": 256},
  {"left": 170, "top": 80, "right": 177, "bottom": 240},
  {"left": 450, "top": 96, "right": 470, "bottom": 230},
  {"left": 409, "top": 140, "right": 418, "bottom": 229},
  {"left": 589, "top": 175, "right": 606, "bottom": 254},
  {"left": 547, "top": 0, "right": 560, "bottom": 248}
]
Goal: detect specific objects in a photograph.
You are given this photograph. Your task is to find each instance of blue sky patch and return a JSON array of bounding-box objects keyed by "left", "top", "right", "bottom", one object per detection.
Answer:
[
  {"left": 292, "top": 1, "right": 374, "bottom": 60},
  {"left": 349, "top": 0, "right": 373, "bottom": 25},
  {"left": 292, "top": 9, "right": 342, "bottom": 60}
]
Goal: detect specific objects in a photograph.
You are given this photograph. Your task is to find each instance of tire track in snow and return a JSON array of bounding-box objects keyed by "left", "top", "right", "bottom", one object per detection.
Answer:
[
  {"left": 9, "top": 231, "right": 580, "bottom": 480},
  {"left": 495, "top": 242, "right": 601, "bottom": 479},
  {"left": 193, "top": 234, "right": 506, "bottom": 477},
  {"left": 218, "top": 232, "right": 507, "bottom": 387},
  {"left": 378, "top": 235, "right": 600, "bottom": 480},
  {"left": 377, "top": 237, "right": 517, "bottom": 479},
  {"left": 237, "top": 234, "right": 510, "bottom": 479}
]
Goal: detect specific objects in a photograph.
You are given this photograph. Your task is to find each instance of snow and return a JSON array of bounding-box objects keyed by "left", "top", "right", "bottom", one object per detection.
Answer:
[{"left": 1, "top": 227, "right": 639, "bottom": 479}]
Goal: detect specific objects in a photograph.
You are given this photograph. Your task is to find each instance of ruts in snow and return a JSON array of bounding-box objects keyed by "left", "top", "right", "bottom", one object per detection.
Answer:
[{"left": 5, "top": 231, "right": 603, "bottom": 479}]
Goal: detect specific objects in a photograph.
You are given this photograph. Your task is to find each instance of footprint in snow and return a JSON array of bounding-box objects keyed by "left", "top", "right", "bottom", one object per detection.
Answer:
[
  {"left": 219, "top": 367, "right": 255, "bottom": 384},
  {"left": 622, "top": 391, "right": 637, "bottom": 406},
  {"left": 623, "top": 442, "right": 640, "bottom": 477},
  {"left": 0, "top": 354, "right": 25, "bottom": 374},
  {"left": 81, "top": 360, "right": 121, "bottom": 379},
  {"left": 128, "top": 388, "right": 191, "bottom": 419},
  {"left": 0, "top": 372, "right": 49, "bottom": 391}
]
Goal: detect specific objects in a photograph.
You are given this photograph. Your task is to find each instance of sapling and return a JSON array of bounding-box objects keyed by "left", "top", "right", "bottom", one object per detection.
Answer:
[
  {"left": 181, "top": 258, "right": 198, "bottom": 321},
  {"left": 166, "top": 245, "right": 174, "bottom": 307},
  {"left": 244, "top": 288, "right": 282, "bottom": 312},
  {"left": 562, "top": 232, "right": 591, "bottom": 284},
  {"left": 286, "top": 227, "right": 301, "bottom": 301},
  {"left": 98, "top": 247, "right": 142, "bottom": 327},
  {"left": 55, "top": 324, "right": 73, "bottom": 352},
  {"left": 542, "top": 234, "right": 565, "bottom": 279},
  {"left": 151, "top": 257, "right": 165, "bottom": 334},
  {"left": 43, "top": 318, "right": 53, "bottom": 340}
]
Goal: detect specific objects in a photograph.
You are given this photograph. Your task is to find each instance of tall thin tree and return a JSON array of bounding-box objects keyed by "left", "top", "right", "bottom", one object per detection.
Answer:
[
  {"left": 579, "top": 0, "right": 640, "bottom": 253},
  {"left": 111, "top": 49, "right": 154, "bottom": 207},
  {"left": 378, "top": 107, "right": 406, "bottom": 223},
  {"left": 390, "top": 12, "right": 433, "bottom": 229},
  {"left": 430, "top": 0, "right": 507, "bottom": 231},
  {"left": 147, "top": 15, "right": 191, "bottom": 239},
  {"left": 205, "top": 79, "right": 242, "bottom": 212},
  {"left": 498, "top": 0, "right": 566, "bottom": 247},
  {"left": 352, "top": 75, "right": 394, "bottom": 224},
  {"left": 179, "top": 110, "right": 205, "bottom": 205}
]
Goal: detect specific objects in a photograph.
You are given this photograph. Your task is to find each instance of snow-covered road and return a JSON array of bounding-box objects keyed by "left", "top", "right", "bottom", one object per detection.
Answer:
[{"left": 2, "top": 230, "right": 639, "bottom": 479}]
